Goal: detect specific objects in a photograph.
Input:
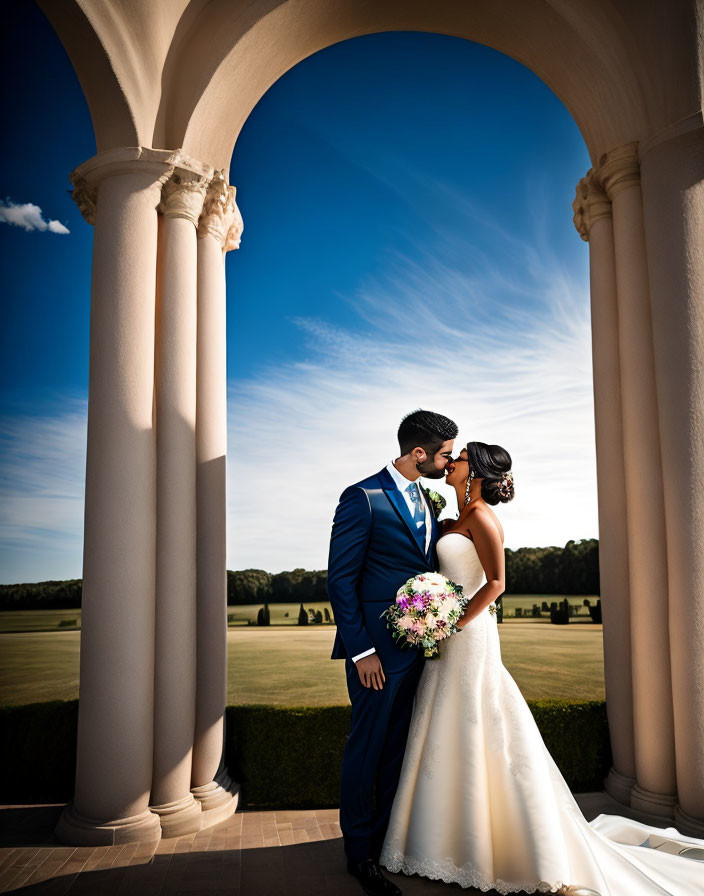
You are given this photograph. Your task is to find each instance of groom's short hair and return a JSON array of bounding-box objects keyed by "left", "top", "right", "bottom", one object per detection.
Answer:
[{"left": 398, "top": 409, "right": 458, "bottom": 455}]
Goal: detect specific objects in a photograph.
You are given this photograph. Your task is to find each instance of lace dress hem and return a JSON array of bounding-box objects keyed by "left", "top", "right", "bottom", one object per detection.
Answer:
[{"left": 380, "top": 851, "right": 567, "bottom": 894}]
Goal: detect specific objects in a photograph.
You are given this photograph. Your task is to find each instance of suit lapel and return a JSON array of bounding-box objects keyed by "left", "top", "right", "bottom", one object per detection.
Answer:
[
  {"left": 378, "top": 467, "right": 428, "bottom": 562},
  {"left": 420, "top": 484, "right": 439, "bottom": 560}
]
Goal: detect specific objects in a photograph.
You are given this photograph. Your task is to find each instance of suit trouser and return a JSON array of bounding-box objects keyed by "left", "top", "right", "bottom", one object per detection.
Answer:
[{"left": 340, "top": 651, "right": 425, "bottom": 862}]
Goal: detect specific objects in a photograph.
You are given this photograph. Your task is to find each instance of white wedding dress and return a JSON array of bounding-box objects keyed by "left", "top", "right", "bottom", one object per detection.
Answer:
[{"left": 379, "top": 532, "right": 704, "bottom": 895}]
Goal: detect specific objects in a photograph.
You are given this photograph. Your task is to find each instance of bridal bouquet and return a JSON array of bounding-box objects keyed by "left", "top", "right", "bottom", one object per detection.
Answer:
[{"left": 381, "top": 572, "right": 466, "bottom": 658}]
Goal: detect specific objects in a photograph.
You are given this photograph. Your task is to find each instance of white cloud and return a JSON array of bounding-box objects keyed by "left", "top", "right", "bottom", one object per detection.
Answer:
[
  {"left": 47, "top": 219, "right": 70, "bottom": 234},
  {"left": 0, "top": 397, "right": 87, "bottom": 583},
  {"left": 0, "top": 199, "right": 70, "bottom": 234},
  {"left": 226, "top": 234, "right": 597, "bottom": 572},
  {"left": 0, "top": 212, "right": 597, "bottom": 584}
]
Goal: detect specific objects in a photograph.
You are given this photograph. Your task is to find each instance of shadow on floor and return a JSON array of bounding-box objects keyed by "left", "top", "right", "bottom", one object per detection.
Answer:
[{"left": 0, "top": 804, "right": 492, "bottom": 895}]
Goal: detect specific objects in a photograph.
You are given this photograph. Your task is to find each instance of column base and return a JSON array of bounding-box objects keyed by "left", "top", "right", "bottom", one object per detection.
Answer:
[
  {"left": 674, "top": 803, "right": 704, "bottom": 838},
  {"left": 630, "top": 783, "right": 677, "bottom": 818},
  {"left": 191, "top": 774, "right": 239, "bottom": 830},
  {"left": 55, "top": 800, "right": 162, "bottom": 846},
  {"left": 603, "top": 767, "right": 636, "bottom": 806},
  {"left": 150, "top": 792, "right": 203, "bottom": 838}
]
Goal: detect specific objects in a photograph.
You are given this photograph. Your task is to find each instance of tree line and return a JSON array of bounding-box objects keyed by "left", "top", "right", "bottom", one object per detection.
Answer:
[{"left": 0, "top": 539, "right": 599, "bottom": 610}]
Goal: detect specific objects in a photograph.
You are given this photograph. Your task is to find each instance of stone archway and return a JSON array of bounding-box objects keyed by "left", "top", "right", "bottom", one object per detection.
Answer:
[{"left": 37, "top": 0, "right": 704, "bottom": 844}]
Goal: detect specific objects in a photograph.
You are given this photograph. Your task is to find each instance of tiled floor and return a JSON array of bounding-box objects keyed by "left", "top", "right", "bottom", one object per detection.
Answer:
[
  {"left": 0, "top": 805, "right": 473, "bottom": 896},
  {"left": 0, "top": 793, "right": 687, "bottom": 895}
]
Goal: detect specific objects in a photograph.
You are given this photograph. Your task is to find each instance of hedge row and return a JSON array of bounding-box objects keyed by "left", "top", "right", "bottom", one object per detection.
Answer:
[{"left": 1, "top": 699, "right": 611, "bottom": 808}]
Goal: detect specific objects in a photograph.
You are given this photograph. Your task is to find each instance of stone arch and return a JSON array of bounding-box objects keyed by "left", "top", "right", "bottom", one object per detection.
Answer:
[{"left": 36, "top": 0, "right": 704, "bottom": 845}]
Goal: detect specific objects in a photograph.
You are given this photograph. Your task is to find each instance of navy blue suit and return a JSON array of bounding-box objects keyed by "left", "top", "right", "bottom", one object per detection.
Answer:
[{"left": 327, "top": 466, "right": 441, "bottom": 862}]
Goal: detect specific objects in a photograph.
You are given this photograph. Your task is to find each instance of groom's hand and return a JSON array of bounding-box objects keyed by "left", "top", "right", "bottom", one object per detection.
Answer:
[{"left": 356, "top": 654, "right": 386, "bottom": 690}]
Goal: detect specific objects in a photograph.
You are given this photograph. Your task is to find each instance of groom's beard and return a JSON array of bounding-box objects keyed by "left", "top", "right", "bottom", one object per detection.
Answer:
[{"left": 416, "top": 459, "right": 446, "bottom": 479}]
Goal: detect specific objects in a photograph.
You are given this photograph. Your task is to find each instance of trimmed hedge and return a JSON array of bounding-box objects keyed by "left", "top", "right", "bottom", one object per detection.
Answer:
[
  {"left": 1, "top": 700, "right": 79, "bottom": 802},
  {"left": 1, "top": 699, "right": 611, "bottom": 807}
]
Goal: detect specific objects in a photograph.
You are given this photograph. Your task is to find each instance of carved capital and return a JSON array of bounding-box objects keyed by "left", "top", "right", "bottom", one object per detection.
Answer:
[
  {"left": 224, "top": 201, "right": 244, "bottom": 252},
  {"left": 70, "top": 175, "right": 97, "bottom": 226},
  {"left": 598, "top": 142, "right": 640, "bottom": 199},
  {"left": 159, "top": 170, "right": 209, "bottom": 225},
  {"left": 572, "top": 169, "right": 611, "bottom": 242},
  {"left": 198, "top": 170, "right": 243, "bottom": 250},
  {"left": 68, "top": 147, "right": 216, "bottom": 225}
]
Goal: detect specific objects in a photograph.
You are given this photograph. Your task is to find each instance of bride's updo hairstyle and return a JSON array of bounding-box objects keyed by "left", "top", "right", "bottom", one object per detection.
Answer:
[{"left": 467, "top": 441, "right": 515, "bottom": 505}]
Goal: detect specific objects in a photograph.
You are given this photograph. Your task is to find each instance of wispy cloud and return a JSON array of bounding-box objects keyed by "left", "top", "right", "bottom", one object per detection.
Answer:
[
  {"left": 226, "top": 223, "right": 597, "bottom": 571},
  {"left": 0, "top": 198, "right": 70, "bottom": 234},
  {"left": 0, "top": 206, "right": 596, "bottom": 583},
  {"left": 0, "top": 397, "right": 87, "bottom": 583}
]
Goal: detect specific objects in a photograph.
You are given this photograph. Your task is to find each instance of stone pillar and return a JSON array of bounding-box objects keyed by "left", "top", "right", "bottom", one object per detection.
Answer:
[
  {"left": 55, "top": 151, "right": 170, "bottom": 845},
  {"left": 190, "top": 171, "right": 243, "bottom": 824},
  {"left": 149, "top": 170, "right": 209, "bottom": 837},
  {"left": 573, "top": 172, "right": 636, "bottom": 805},
  {"left": 599, "top": 144, "right": 677, "bottom": 817},
  {"left": 640, "top": 117, "right": 704, "bottom": 835}
]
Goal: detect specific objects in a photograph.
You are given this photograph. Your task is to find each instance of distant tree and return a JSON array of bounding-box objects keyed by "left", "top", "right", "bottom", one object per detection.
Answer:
[
  {"left": 550, "top": 599, "right": 570, "bottom": 625},
  {"left": 503, "top": 540, "right": 600, "bottom": 595},
  {"left": 227, "top": 569, "right": 272, "bottom": 605},
  {"left": 0, "top": 540, "right": 602, "bottom": 614},
  {"left": 588, "top": 599, "right": 603, "bottom": 623},
  {"left": 0, "top": 579, "right": 82, "bottom": 611}
]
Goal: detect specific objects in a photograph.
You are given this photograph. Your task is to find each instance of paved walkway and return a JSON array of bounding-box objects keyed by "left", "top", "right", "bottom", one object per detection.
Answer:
[{"left": 0, "top": 793, "right": 675, "bottom": 895}]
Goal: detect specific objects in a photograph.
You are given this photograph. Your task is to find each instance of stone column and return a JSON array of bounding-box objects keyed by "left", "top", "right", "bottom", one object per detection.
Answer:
[
  {"left": 149, "top": 170, "right": 209, "bottom": 837},
  {"left": 573, "top": 172, "right": 636, "bottom": 805},
  {"left": 640, "top": 117, "right": 704, "bottom": 835},
  {"left": 55, "top": 151, "right": 171, "bottom": 845},
  {"left": 190, "top": 171, "right": 243, "bottom": 824},
  {"left": 599, "top": 144, "right": 677, "bottom": 817}
]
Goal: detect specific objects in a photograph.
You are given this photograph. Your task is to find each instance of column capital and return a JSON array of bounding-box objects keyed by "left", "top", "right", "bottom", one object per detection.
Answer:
[
  {"left": 71, "top": 176, "right": 98, "bottom": 226},
  {"left": 598, "top": 142, "right": 640, "bottom": 199},
  {"left": 69, "top": 147, "right": 215, "bottom": 225},
  {"left": 159, "top": 170, "right": 209, "bottom": 225},
  {"left": 572, "top": 169, "right": 611, "bottom": 242},
  {"left": 197, "top": 170, "right": 243, "bottom": 250}
]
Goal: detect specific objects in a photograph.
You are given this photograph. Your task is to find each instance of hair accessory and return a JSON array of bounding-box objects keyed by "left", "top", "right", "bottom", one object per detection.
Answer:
[{"left": 497, "top": 470, "right": 514, "bottom": 499}]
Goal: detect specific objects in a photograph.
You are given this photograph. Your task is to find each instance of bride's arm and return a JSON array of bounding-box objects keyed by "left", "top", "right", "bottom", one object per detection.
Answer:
[{"left": 456, "top": 508, "right": 505, "bottom": 628}]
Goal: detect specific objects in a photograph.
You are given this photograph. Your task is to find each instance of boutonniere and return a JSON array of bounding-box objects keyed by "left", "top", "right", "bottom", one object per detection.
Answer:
[{"left": 424, "top": 489, "right": 447, "bottom": 518}]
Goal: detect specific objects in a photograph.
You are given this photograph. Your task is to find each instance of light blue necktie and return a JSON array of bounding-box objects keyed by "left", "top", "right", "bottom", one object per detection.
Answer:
[{"left": 407, "top": 482, "right": 425, "bottom": 527}]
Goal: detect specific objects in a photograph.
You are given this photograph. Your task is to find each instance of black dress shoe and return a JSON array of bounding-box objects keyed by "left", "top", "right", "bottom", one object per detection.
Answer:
[{"left": 346, "top": 858, "right": 402, "bottom": 896}]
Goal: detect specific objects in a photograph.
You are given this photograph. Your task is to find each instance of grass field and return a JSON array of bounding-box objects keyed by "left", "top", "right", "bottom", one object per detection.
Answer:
[
  {"left": 0, "top": 594, "right": 599, "bottom": 633},
  {"left": 0, "top": 621, "right": 604, "bottom": 708}
]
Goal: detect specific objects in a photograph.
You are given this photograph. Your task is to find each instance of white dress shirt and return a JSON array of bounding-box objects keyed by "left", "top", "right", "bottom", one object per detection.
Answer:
[{"left": 351, "top": 461, "right": 432, "bottom": 664}]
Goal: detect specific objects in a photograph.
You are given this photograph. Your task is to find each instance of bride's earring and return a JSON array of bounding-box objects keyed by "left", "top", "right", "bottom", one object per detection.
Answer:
[{"left": 464, "top": 469, "right": 475, "bottom": 507}]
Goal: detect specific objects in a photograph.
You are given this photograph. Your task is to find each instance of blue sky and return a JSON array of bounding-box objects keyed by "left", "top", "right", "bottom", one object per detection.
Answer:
[{"left": 0, "top": 6, "right": 595, "bottom": 582}]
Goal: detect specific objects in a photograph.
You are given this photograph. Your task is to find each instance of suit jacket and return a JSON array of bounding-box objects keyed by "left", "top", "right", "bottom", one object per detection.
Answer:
[{"left": 326, "top": 466, "right": 441, "bottom": 673}]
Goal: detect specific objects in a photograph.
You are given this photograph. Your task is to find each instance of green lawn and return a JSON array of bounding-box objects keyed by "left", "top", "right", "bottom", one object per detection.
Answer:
[
  {"left": 501, "top": 594, "right": 599, "bottom": 621},
  {"left": 0, "top": 621, "right": 604, "bottom": 708},
  {"left": 0, "top": 608, "right": 82, "bottom": 633},
  {"left": 0, "top": 595, "right": 599, "bottom": 634}
]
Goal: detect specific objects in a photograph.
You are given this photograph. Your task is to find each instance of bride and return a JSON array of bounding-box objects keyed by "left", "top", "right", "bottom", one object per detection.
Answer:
[{"left": 379, "top": 441, "right": 704, "bottom": 896}]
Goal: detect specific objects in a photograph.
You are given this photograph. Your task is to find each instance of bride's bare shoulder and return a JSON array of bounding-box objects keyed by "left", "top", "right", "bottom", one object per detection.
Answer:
[{"left": 465, "top": 502, "right": 504, "bottom": 545}]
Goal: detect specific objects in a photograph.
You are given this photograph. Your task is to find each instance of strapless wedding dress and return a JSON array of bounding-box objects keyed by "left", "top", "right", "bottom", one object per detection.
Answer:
[{"left": 379, "top": 532, "right": 704, "bottom": 894}]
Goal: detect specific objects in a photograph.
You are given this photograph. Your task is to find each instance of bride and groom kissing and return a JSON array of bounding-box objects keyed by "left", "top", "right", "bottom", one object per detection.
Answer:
[{"left": 326, "top": 409, "right": 704, "bottom": 896}]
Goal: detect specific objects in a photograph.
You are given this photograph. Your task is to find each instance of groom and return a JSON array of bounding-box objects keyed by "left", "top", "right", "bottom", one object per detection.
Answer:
[{"left": 327, "top": 409, "right": 457, "bottom": 896}]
